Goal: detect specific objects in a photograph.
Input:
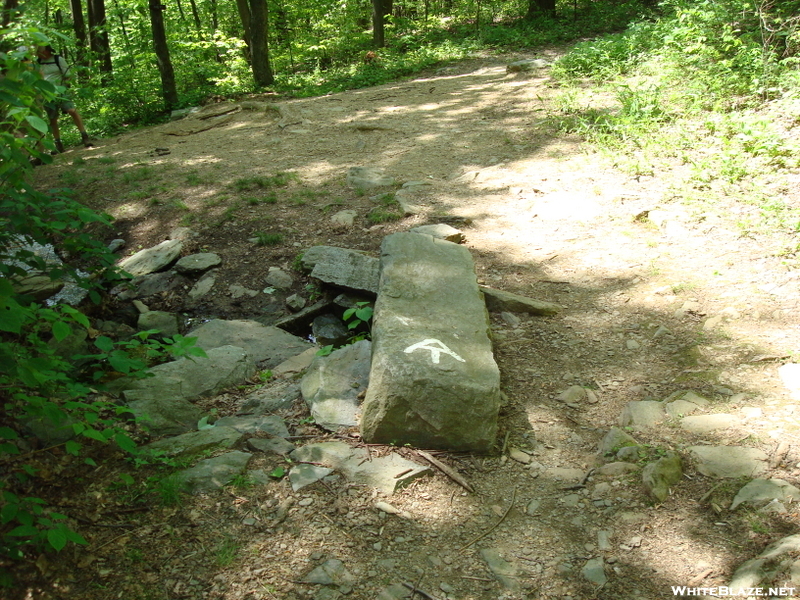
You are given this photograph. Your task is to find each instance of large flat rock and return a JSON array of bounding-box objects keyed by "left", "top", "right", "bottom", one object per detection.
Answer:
[
  {"left": 360, "top": 233, "right": 501, "bottom": 452},
  {"left": 303, "top": 246, "right": 380, "bottom": 294},
  {"left": 187, "top": 319, "right": 309, "bottom": 368}
]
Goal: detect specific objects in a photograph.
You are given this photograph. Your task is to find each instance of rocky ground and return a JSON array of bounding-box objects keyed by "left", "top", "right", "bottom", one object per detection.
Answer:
[{"left": 14, "top": 51, "right": 800, "bottom": 600}]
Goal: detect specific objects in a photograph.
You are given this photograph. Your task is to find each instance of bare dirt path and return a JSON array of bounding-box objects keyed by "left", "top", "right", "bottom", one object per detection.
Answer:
[{"left": 25, "top": 52, "right": 800, "bottom": 600}]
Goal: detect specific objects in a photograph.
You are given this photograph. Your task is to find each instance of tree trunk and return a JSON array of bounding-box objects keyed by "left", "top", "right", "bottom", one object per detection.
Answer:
[
  {"left": 148, "top": 0, "right": 179, "bottom": 109},
  {"left": 87, "top": 0, "right": 113, "bottom": 77},
  {"left": 525, "top": 0, "right": 556, "bottom": 19},
  {"left": 372, "top": 0, "right": 384, "bottom": 48},
  {"left": 2, "top": 0, "right": 19, "bottom": 27},
  {"left": 187, "top": 0, "right": 203, "bottom": 37},
  {"left": 247, "top": 0, "right": 273, "bottom": 86},
  {"left": 235, "top": 0, "right": 252, "bottom": 62},
  {"left": 209, "top": 0, "right": 218, "bottom": 31}
]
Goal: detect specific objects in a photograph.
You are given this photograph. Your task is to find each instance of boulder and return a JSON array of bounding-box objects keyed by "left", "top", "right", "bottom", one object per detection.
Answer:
[
  {"left": 360, "top": 233, "right": 501, "bottom": 452},
  {"left": 176, "top": 451, "right": 252, "bottom": 494},
  {"left": 301, "top": 340, "right": 371, "bottom": 430},
  {"left": 480, "top": 286, "right": 561, "bottom": 316},
  {"left": 174, "top": 252, "right": 221, "bottom": 274},
  {"left": 642, "top": 451, "right": 682, "bottom": 502},
  {"left": 305, "top": 246, "right": 381, "bottom": 295},
  {"left": 187, "top": 319, "right": 309, "bottom": 368},
  {"left": 118, "top": 239, "right": 183, "bottom": 277},
  {"left": 688, "top": 446, "right": 768, "bottom": 478}
]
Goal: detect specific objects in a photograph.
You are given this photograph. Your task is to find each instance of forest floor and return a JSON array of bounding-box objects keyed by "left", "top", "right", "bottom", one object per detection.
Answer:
[{"left": 17, "top": 50, "right": 800, "bottom": 600}]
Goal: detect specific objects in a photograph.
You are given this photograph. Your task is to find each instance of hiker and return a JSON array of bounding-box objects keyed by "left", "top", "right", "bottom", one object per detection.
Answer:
[{"left": 36, "top": 45, "right": 92, "bottom": 152}]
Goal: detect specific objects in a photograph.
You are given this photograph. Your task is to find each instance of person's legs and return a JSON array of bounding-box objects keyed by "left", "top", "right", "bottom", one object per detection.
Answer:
[
  {"left": 47, "top": 105, "right": 64, "bottom": 153},
  {"left": 65, "top": 105, "right": 92, "bottom": 147}
]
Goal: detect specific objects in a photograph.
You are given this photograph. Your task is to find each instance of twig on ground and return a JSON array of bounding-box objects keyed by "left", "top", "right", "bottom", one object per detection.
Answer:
[
  {"left": 459, "top": 487, "right": 516, "bottom": 553},
  {"left": 416, "top": 450, "right": 474, "bottom": 494},
  {"left": 402, "top": 581, "right": 440, "bottom": 600},
  {"left": 459, "top": 576, "right": 493, "bottom": 581},
  {"left": 698, "top": 482, "right": 723, "bottom": 504}
]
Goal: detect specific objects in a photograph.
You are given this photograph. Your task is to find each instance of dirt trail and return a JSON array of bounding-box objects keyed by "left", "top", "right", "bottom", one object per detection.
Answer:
[{"left": 25, "top": 52, "right": 800, "bottom": 600}]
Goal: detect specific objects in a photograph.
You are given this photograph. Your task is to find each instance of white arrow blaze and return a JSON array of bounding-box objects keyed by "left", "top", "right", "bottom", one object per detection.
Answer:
[{"left": 403, "top": 339, "right": 466, "bottom": 365}]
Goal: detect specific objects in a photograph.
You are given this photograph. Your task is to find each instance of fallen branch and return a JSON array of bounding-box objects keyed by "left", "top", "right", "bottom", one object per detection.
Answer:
[
  {"left": 459, "top": 488, "right": 516, "bottom": 553},
  {"left": 402, "top": 582, "right": 440, "bottom": 600},
  {"left": 416, "top": 450, "right": 474, "bottom": 494}
]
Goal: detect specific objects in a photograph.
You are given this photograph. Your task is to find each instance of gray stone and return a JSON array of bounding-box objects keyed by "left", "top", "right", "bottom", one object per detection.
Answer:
[
  {"left": 176, "top": 451, "right": 252, "bottom": 494},
  {"left": 377, "top": 584, "right": 412, "bottom": 600},
  {"left": 306, "top": 247, "right": 380, "bottom": 294},
  {"left": 169, "top": 227, "right": 198, "bottom": 242},
  {"left": 265, "top": 267, "right": 293, "bottom": 289},
  {"left": 619, "top": 401, "right": 666, "bottom": 429},
  {"left": 24, "top": 412, "right": 77, "bottom": 445},
  {"left": 107, "top": 238, "right": 125, "bottom": 253},
  {"left": 642, "top": 451, "right": 683, "bottom": 502},
  {"left": 730, "top": 478, "right": 800, "bottom": 510},
  {"left": 728, "top": 535, "right": 800, "bottom": 591},
  {"left": 118, "top": 239, "right": 183, "bottom": 277},
  {"left": 272, "top": 348, "right": 317, "bottom": 377},
  {"left": 558, "top": 385, "right": 587, "bottom": 406},
  {"left": 581, "top": 558, "right": 607, "bottom": 586},
  {"left": 229, "top": 284, "right": 258, "bottom": 298},
  {"left": 303, "top": 559, "right": 355, "bottom": 586},
  {"left": 187, "top": 319, "right": 309, "bottom": 368},
  {"left": 11, "top": 273, "right": 65, "bottom": 302},
  {"left": 346, "top": 166, "right": 395, "bottom": 188},
  {"left": 240, "top": 381, "right": 301, "bottom": 414},
  {"left": 480, "top": 548, "right": 520, "bottom": 591},
  {"left": 545, "top": 467, "right": 585, "bottom": 481},
  {"left": 330, "top": 210, "right": 358, "bottom": 229},
  {"left": 360, "top": 233, "right": 501, "bottom": 452},
  {"left": 616, "top": 446, "right": 640, "bottom": 462},
  {"left": 142, "top": 426, "right": 244, "bottom": 457},
  {"left": 679, "top": 391, "right": 710, "bottom": 406},
  {"left": 118, "top": 271, "right": 192, "bottom": 300},
  {"left": 248, "top": 437, "right": 296, "bottom": 455},
  {"left": 598, "top": 427, "right": 639, "bottom": 459},
  {"left": 188, "top": 273, "right": 215, "bottom": 300},
  {"left": 509, "top": 448, "right": 532, "bottom": 464},
  {"left": 664, "top": 398, "right": 701, "bottom": 419},
  {"left": 396, "top": 196, "right": 422, "bottom": 216},
  {"left": 689, "top": 446, "right": 768, "bottom": 478},
  {"left": 480, "top": 286, "right": 561, "bottom": 316},
  {"left": 507, "top": 59, "right": 550, "bottom": 73},
  {"left": 215, "top": 415, "right": 290, "bottom": 438},
  {"left": 312, "top": 314, "right": 350, "bottom": 347},
  {"left": 596, "top": 462, "right": 639, "bottom": 477},
  {"left": 124, "top": 383, "right": 203, "bottom": 436},
  {"left": 291, "top": 441, "right": 430, "bottom": 495},
  {"left": 410, "top": 224, "right": 465, "bottom": 243},
  {"left": 289, "top": 463, "right": 334, "bottom": 491},
  {"left": 680, "top": 414, "right": 739, "bottom": 434},
  {"left": 285, "top": 293, "right": 306, "bottom": 311},
  {"left": 137, "top": 310, "right": 180, "bottom": 337},
  {"left": 301, "top": 340, "right": 371, "bottom": 430},
  {"left": 500, "top": 311, "right": 521, "bottom": 328},
  {"left": 140, "top": 345, "right": 255, "bottom": 399},
  {"left": 174, "top": 253, "right": 221, "bottom": 274}
]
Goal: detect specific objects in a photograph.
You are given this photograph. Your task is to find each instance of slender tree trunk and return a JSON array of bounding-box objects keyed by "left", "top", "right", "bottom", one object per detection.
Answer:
[
  {"left": 175, "top": 0, "right": 187, "bottom": 27},
  {"left": 148, "top": 0, "right": 179, "bottom": 109},
  {"left": 2, "top": 0, "right": 19, "bottom": 27},
  {"left": 87, "top": 0, "right": 113, "bottom": 77},
  {"left": 187, "top": 0, "right": 203, "bottom": 37},
  {"left": 209, "top": 0, "right": 218, "bottom": 31},
  {"left": 525, "top": 0, "right": 556, "bottom": 19},
  {"left": 236, "top": 0, "right": 253, "bottom": 62},
  {"left": 372, "top": 0, "right": 384, "bottom": 48},
  {"left": 248, "top": 0, "right": 273, "bottom": 86}
]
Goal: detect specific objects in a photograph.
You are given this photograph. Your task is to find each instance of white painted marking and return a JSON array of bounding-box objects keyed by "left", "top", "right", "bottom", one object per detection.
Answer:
[{"left": 403, "top": 339, "right": 466, "bottom": 365}]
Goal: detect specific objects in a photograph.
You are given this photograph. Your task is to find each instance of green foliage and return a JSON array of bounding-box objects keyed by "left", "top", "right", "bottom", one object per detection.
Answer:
[{"left": 253, "top": 232, "right": 284, "bottom": 246}]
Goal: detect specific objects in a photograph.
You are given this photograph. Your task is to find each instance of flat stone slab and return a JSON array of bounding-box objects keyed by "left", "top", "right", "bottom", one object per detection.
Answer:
[
  {"left": 728, "top": 534, "right": 800, "bottom": 591},
  {"left": 290, "top": 441, "right": 430, "bottom": 495},
  {"left": 410, "top": 224, "right": 465, "bottom": 243},
  {"left": 305, "top": 246, "right": 380, "bottom": 294},
  {"left": 619, "top": 401, "right": 666, "bottom": 429},
  {"left": 689, "top": 445, "right": 768, "bottom": 478},
  {"left": 680, "top": 413, "right": 739, "bottom": 434},
  {"left": 480, "top": 548, "right": 520, "bottom": 592},
  {"left": 125, "top": 345, "right": 256, "bottom": 400},
  {"left": 174, "top": 252, "right": 221, "bottom": 274},
  {"left": 303, "top": 559, "right": 356, "bottom": 586},
  {"left": 346, "top": 166, "right": 395, "bottom": 188},
  {"left": 730, "top": 478, "right": 800, "bottom": 510},
  {"left": 215, "top": 415, "right": 290, "bottom": 438},
  {"left": 664, "top": 398, "right": 702, "bottom": 419},
  {"left": 177, "top": 451, "right": 252, "bottom": 494},
  {"left": 360, "top": 233, "right": 501, "bottom": 451},
  {"left": 480, "top": 286, "right": 561, "bottom": 316},
  {"left": 248, "top": 437, "right": 295, "bottom": 455},
  {"left": 118, "top": 239, "right": 183, "bottom": 277},
  {"left": 124, "top": 380, "right": 203, "bottom": 436},
  {"left": 301, "top": 340, "right": 371, "bottom": 430},
  {"left": 143, "top": 426, "right": 244, "bottom": 457},
  {"left": 239, "top": 381, "right": 301, "bottom": 414},
  {"left": 289, "top": 463, "right": 333, "bottom": 492},
  {"left": 187, "top": 319, "right": 310, "bottom": 368}
]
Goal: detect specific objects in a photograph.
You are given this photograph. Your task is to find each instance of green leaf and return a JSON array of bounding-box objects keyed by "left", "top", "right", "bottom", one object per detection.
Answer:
[
  {"left": 268, "top": 466, "right": 285, "bottom": 479},
  {"left": 0, "top": 427, "right": 18, "bottom": 440},
  {"left": 47, "top": 527, "right": 67, "bottom": 552},
  {"left": 84, "top": 458, "right": 97, "bottom": 467},
  {"left": 64, "top": 529, "right": 87, "bottom": 545},
  {"left": 8, "top": 524, "right": 39, "bottom": 537},
  {"left": 65, "top": 440, "right": 81, "bottom": 456},
  {"left": 81, "top": 428, "right": 108, "bottom": 442},
  {"left": 119, "top": 473, "right": 134, "bottom": 486},
  {"left": 197, "top": 416, "right": 215, "bottom": 430},
  {"left": 94, "top": 336, "right": 114, "bottom": 352},
  {"left": 24, "top": 114, "right": 49, "bottom": 134},
  {"left": 0, "top": 502, "right": 18, "bottom": 525},
  {"left": 51, "top": 320, "right": 71, "bottom": 342},
  {"left": 113, "top": 432, "right": 137, "bottom": 454}
]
